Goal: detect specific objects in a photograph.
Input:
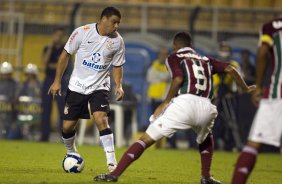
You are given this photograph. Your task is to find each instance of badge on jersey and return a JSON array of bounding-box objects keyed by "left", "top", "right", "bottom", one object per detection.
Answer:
[{"left": 106, "top": 40, "right": 114, "bottom": 50}]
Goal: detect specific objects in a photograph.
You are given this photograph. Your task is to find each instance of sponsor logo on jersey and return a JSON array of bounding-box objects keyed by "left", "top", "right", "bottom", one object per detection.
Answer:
[
  {"left": 87, "top": 41, "right": 95, "bottom": 44},
  {"left": 83, "top": 25, "right": 90, "bottom": 30},
  {"left": 69, "top": 31, "right": 78, "bottom": 44},
  {"left": 82, "top": 52, "right": 108, "bottom": 71}
]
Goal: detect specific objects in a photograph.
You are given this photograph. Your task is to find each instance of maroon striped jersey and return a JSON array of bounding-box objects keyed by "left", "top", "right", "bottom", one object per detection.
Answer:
[
  {"left": 166, "top": 47, "right": 230, "bottom": 99},
  {"left": 259, "top": 17, "right": 282, "bottom": 99}
]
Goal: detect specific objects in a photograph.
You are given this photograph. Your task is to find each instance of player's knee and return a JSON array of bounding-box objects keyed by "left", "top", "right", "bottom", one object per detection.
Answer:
[
  {"left": 62, "top": 122, "right": 76, "bottom": 133},
  {"left": 140, "top": 133, "right": 156, "bottom": 147},
  {"left": 247, "top": 141, "right": 261, "bottom": 150},
  {"left": 93, "top": 112, "right": 108, "bottom": 128}
]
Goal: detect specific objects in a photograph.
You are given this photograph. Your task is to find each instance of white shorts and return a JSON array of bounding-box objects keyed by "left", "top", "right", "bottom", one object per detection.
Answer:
[
  {"left": 248, "top": 99, "right": 282, "bottom": 147},
  {"left": 146, "top": 94, "right": 218, "bottom": 144}
]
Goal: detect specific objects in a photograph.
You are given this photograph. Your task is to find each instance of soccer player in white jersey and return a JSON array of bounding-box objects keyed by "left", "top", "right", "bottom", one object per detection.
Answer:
[
  {"left": 231, "top": 17, "right": 282, "bottom": 184},
  {"left": 48, "top": 7, "right": 125, "bottom": 172}
]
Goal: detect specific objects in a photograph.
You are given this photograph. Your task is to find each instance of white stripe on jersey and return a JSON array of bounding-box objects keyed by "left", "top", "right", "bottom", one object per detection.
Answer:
[
  {"left": 184, "top": 60, "right": 191, "bottom": 94},
  {"left": 270, "top": 35, "right": 279, "bottom": 98},
  {"left": 207, "top": 62, "right": 212, "bottom": 97},
  {"left": 277, "top": 32, "right": 282, "bottom": 99},
  {"left": 194, "top": 59, "right": 200, "bottom": 94},
  {"left": 165, "top": 58, "right": 172, "bottom": 77}
]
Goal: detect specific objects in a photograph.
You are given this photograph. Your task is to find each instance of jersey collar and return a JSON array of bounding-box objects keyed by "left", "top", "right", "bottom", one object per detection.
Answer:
[
  {"left": 96, "top": 23, "right": 100, "bottom": 35},
  {"left": 177, "top": 47, "right": 195, "bottom": 53}
]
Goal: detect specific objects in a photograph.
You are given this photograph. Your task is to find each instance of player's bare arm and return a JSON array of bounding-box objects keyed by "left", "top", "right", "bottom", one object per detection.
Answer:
[
  {"left": 48, "top": 50, "right": 70, "bottom": 98},
  {"left": 224, "top": 65, "right": 256, "bottom": 93},
  {"left": 153, "top": 76, "right": 183, "bottom": 117},
  {"left": 252, "top": 43, "right": 270, "bottom": 106},
  {"left": 112, "top": 65, "right": 124, "bottom": 101}
]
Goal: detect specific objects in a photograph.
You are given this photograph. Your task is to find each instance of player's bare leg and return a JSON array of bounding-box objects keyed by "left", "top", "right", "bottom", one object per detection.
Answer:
[
  {"left": 231, "top": 141, "right": 261, "bottom": 184},
  {"left": 62, "top": 120, "right": 78, "bottom": 153},
  {"left": 94, "top": 133, "right": 156, "bottom": 182},
  {"left": 93, "top": 111, "right": 117, "bottom": 172}
]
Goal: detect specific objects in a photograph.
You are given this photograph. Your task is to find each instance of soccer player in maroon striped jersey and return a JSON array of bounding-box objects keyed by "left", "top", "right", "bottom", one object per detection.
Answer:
[
  {"left": 231, "top": 17, "right": 282, "bottom": 184},
  {"left": 94, "top": 32, "right": 255, "bottom": 184}
]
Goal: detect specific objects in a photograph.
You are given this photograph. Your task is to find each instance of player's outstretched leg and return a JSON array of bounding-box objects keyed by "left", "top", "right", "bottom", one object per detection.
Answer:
[
  {"left": 199, "top": 133, "right": 221, "bottom": 184},
  {"left": 231, "top": 142, "right": 260, "bottom": 184},
  {"left": 94, "top": 133, "right": 156, "bottom": 182},
  {"left": 62, "top": 121, "right": 78, "bottom": 153}
]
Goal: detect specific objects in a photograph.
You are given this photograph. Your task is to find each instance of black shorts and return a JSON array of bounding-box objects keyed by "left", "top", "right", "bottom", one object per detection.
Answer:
[{"left": 63, "top": 89, "right": 110, "bottom": 120}]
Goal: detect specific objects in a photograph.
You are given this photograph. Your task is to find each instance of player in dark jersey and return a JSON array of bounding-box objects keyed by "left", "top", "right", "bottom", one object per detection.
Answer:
[
  {"left": 94, "top": 32, "right": 255, "bottom": 184},
  {"left": 231, "top": 17, "right": 282, "bottom": 184}
]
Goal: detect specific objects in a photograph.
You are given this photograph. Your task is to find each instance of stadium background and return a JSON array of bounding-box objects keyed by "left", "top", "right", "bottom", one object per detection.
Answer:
[
  {"left": 1, "top": 1, "right": 282, "bottom": 184},
  {"left": 0, "top": 0, "right": 281, "bottom": 146}
]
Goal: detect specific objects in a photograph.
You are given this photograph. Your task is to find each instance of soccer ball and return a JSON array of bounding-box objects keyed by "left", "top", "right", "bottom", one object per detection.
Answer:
[{"left": 62, "top": 153, "right": 85, "bottom": 173}]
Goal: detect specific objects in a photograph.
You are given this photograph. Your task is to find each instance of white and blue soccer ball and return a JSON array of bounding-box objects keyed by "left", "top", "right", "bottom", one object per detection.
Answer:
[{"left": 62, "top": 153, "right": 85, "bottom": 173}]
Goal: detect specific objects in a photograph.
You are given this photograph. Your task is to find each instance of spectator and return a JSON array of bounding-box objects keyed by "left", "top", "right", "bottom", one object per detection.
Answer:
[
  {"left": 41, "top": 27, "right": 66, "bottom": 141},
  {"left": 19, "top": 63, "right": 41, "bottom": 97},
  {"left": 240, "top": 49, "right": 255, "bottom": 85},
  {"left": 213, "top": 42, "right": 242, "bottom": 151},
  {"left": 146, "top": 48, "right": 172, "bottom": 148},
  {"left": 13, "top": 64, "right": 42, "bottom": 139},
  {"left": 0, "top": 62, "right": 18, "bottom": 138},
  {"left": 147, "top": 47, "right": 170, "bottom": 110}
]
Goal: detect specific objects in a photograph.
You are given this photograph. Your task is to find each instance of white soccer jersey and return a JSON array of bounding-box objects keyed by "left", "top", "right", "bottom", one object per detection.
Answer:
[{"left": 64, "top": 23, "right": 125, "bottom": 94}]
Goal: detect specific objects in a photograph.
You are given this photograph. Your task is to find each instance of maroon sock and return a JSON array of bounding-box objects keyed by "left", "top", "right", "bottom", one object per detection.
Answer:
[
  {"left": 198, "top": 133, "right": 214, "bottom": 179},
  {"left": 231, "top": 145, "right": 258, "bottom": 184},
  {"left": 111, "top": 140, "right": 146, "bottom": 177}
]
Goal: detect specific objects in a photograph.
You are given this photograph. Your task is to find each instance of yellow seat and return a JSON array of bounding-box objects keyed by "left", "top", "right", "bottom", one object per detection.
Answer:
[
  {"left": 231, "top": 0, "right": 251, "bottom": 8},
  {"left": 211, "top": 0, "right": 230, "bottom": 6},
  {"left": 252, "top": 0, "right": 272, "bottom": 8},
  {"left": 273, "top": 0, "right": 282, "bottom": 8}
]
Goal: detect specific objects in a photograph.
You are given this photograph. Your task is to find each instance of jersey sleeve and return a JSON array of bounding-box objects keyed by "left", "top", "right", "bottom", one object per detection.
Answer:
[
  {"left": 165, "top": 55, "right": 183, "bottom": 78},
  {"left": 209, "top": 57, "right": 230, "bottom": 74},
  {"left": 64, "top": 27, "right": 84, "bottom": 55},
  {"left": 112, "top": 38, "right": 125, "bottom": 66},
  {"left": 259, "top": 23, "right": 273, "bottom": 47}
]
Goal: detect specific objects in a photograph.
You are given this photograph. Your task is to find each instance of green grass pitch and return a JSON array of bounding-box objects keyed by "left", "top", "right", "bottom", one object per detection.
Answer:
[{"left": 0, "top": 140, "right": 282, "bottom": 184}]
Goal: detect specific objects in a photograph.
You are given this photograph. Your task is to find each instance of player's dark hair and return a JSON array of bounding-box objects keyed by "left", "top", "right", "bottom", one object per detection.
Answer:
[
  {"left": 173, "top": 32, "right": 192, "bottom": 47},
  {"left": 100, "top": 7, "right": 121, "bottom": 19}
]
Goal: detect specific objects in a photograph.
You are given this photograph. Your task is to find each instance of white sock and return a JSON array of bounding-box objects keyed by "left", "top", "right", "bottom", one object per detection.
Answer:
[
  {"left": 100, "top": 133, "right": 117, "bottom": 165},
  {"left": 62, "top": 135, "right": 77, "bottom": 153}
]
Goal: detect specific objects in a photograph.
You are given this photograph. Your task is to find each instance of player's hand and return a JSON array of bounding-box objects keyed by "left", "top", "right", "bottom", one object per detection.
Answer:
[
  {"left": 115, "top": 85, "right": 124, "bottom": 101},
  {"left": 252, "top": 87, "right": 262, "bottom": 107},
  {"left": 153, "top": 102, "right": 169, "bottom": 118},
  {"left": 247, "top": 85, "right": 256, "bottom": 93},
  {"left": 48, "top": 81, "right": 61, "bottom": 99}
]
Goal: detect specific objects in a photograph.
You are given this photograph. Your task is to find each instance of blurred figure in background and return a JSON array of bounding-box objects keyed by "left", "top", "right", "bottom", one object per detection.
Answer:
[
  {"left": 231, "top": 16, "right": 282, "bottom": 184},
  {"left": 240, "top": 49, "right": 255, "bottom": 85},
  {"left": 16, "top": 64, "right": 42, "bottom": 140},
  {"left": 147, "top": 47, "right": 170, "bottom": 110},
  {"left": 41, "top": 27, "right": 66, "bottom": 141},
  {"left": 0, "top": 62, "right": 18, "bottom": 138},
  {"left": 212, "top": 42, "right": 242, "bottom": 151},
  {"left": 19, "top": 64, "right": 41, "bottom": 97},
  {"left": 146, "top": 47, "right": 171, "bottom": 147}
]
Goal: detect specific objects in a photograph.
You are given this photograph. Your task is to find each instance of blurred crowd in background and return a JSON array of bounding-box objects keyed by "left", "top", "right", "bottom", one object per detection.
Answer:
[{"left": 0, "top": 0, "right": 280, "bottom": 152}]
